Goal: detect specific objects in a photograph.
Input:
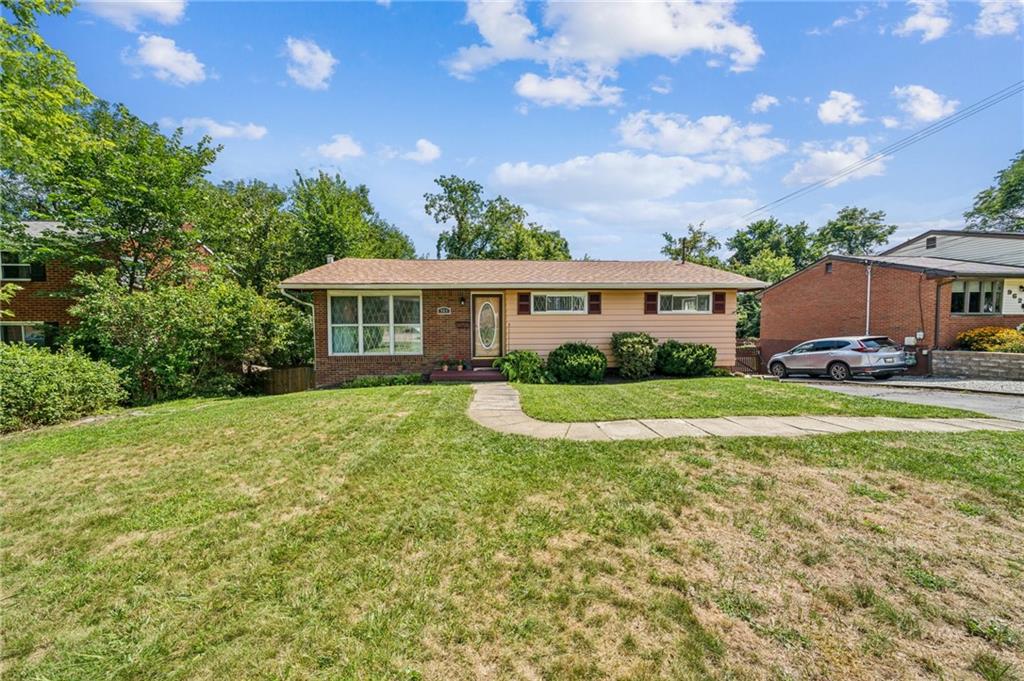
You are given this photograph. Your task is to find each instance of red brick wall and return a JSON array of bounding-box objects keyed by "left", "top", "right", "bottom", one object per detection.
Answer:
[
  {"left": 2, "top": 260, "right": 76, "bottom": 327},
  {"left": 759, "top": 259, "right": 1024, "bottom": 372},
  {"left": 313, "top": 289, "right": 473, "bottom": 387}
]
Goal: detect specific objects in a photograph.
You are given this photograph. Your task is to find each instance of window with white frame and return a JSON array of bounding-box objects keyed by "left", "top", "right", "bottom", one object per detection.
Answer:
[
  {"left": 951, "top": 279, "right": 1002, "bottom": 314},
  {"left": 531, "top": 291, "right": 587, "bottom": 314},
  {"left": 1, "top": 322, "right": 47, "bottom": 346},
  {"left": 659, "top": 291, "right": 711, "bottom": 314},
  {"left": 329, "top": 292, "right": 422, "bottom": 355},
  {"left": 0, "top": 251, "right": 32, "bottom": 281}
]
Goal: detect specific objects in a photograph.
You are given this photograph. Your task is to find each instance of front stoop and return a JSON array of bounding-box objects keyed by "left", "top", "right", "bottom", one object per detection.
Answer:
[{"left": 430, "top": 368, "right": 505, "bottom": 383}]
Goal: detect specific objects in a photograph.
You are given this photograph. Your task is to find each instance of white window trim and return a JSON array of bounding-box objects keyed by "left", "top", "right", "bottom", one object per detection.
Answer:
[
  {"left": 0, "top": 251, "right": 32, "bottom": 282},
  {"left": 658, "top": 290, "right": 713, "bottom": 315},
  {"left": 530, "top": 290, "right": 588, "bottom": 315},
  {"left": 327, "top": 290, "right": 423, "bottom": 357},
  {"left": 951, "top": 279, "right": 1004, "bottom": 316},
  {"left": 0, "top": 321, "right": 47, "bottom": 345}
]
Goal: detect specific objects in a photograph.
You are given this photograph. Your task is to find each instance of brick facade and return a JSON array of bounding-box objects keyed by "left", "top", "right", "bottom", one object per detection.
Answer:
[
  {"left": 2, "top": 260, "right": 76, "bottom": 327},
  {"left": 759, "top": 259, "right": 1024, "bottom": 374},
  {"left": 313, "top": 288, "right": 473, "bottom": 387}
]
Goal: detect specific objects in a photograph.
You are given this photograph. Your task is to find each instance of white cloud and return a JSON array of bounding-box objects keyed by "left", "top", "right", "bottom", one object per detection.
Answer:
[
  {"left": 514, "top": 72, "right": 622, "bottom": 108},
  {"left": 973, "top": 0, "right": 1024, "bottom": 36},
  {"left": 317, "top": 134, "right": 364, "bottom": 160},
  {"left": 750, "top": 93, "right": 779, "bottom": 113},
  {"left": 176, "top": 117, "right": 267, "bottom": 140},
  {"left": 894, "top": 0, "right": 952, "bottom": 42},
  {"left": 891, "top": 84, "right": 959, "bottom": 123},
  {"left": 617, "top": 111, "right": 786, "bottom": 164},
  {"left": 82, "top": 0, "right": 186, "bottom": 31},
  {"left": 650, "top": 75, "right": 672, "bottom": 95},
  {"left": 807, "top": 4, "right": 870, "bottom": 35},
  {"left": 128, "top": 34, "right": 205, "bottom": 86},
  {"left": 284, "top": 37, "right": 338, "bottom": 90},
  {"left": 817, "top": 90, "right": 867, "bottom": 125},
  {"left": 784, "top": 137, "right": 886, "bottom": 186},
  {"left": 493, "top": 151, "right": 741, "bottom": 205},
  {"left": 448, "top": 0, "right": 763, "bottom": 105},
  {"left": 881, "top": 116, "right": 901, "bottom": 128},
  {"left": 401, "top": 138, "right": 442, "bottom": 163}
]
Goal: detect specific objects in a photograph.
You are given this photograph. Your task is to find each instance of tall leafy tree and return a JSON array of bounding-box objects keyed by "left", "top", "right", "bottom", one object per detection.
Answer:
[
  {"left": 289, "top": 171, "right": 415, "bottom": 270},
  {"left": 660, "top": 223, "right": 723, "bottom": 266},
  {"left": 813, "top": 206, "right": 897, "bottom": 256},
  {"left": 425, "top": 175, "right": 570, "bottom": 260},
  {"left": 964, "top": 149, "right": 1024, "bottom": 232},
  {"left": 38, "top": 102, "right": 219, "bottom": 290},
  {"left": 190, "top": 180, "right": 298, "bottom": 294},
  {"left": 734, "top": 249, "right": 797, "bottom": 338},
  {"left": 727, "top": 218, "right": 819, "bottom": 269}
]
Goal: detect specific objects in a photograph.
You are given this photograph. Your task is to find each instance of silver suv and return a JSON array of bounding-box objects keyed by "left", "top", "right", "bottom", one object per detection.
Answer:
[{"left": 767, "top": 336, "right": 908, "bottom": 381}]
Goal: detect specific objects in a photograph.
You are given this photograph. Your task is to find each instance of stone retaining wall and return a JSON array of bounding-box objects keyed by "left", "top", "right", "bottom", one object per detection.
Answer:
[{"left": 931, "top": 350, "right": 1024, "bottom": 380}]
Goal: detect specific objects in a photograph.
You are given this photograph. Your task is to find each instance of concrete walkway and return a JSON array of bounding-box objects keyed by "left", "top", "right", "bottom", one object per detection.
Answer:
[{"left": 467, "top": 383, "right": 1024, "bottom": 440}]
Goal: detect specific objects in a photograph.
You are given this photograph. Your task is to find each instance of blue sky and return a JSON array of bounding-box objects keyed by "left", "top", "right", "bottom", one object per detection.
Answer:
[{"left": 38, "top": 0, "right": 1024, "bottom": 259}]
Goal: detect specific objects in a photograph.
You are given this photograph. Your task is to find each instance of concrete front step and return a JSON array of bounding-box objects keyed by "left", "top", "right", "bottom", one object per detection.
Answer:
[{"left": 430, "top": 368, "right": 505, "bottom": 383}]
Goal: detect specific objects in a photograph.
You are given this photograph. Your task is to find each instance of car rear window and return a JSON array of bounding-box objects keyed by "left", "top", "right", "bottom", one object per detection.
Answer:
[{"left": 862, "top": 337, "right": 898, "bottom": 349}]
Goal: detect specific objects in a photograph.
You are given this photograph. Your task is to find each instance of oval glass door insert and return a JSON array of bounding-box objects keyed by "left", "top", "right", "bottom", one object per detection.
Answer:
[{"left": 478, "top": 302, "right": 496, "bottom": 349}]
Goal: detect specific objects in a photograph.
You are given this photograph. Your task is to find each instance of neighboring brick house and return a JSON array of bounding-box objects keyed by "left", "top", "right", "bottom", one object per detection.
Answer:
[
  {"left": 280, "top": 258, "right": 765, "bottom": 387},
  {"left": 759, "top": 230, "right": 1024, "bottom": 374}
]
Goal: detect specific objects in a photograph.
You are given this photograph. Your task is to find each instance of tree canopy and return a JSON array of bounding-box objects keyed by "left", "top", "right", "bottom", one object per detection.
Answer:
[
  {"left": 964, "top": 149, "right": 1024, "bottom": 232},
  {"left": 425, "top": 175, "right": 570, "bottom": 260},
  {"left": 726, "top": 218, "right": 819, "bottom": 269},
  {"left": 812, "top": 206, "right": 897, "bottom": 256},
  {"left": 660, "top": 224, "right": 722, "bottom": 267}
]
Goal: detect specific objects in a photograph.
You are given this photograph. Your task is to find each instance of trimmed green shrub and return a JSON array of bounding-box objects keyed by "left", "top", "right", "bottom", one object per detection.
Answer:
[
  {"left": 345, "top": 373, "right": 424, "bottom": 389},
  {"left": 656, "top": 341, "right": 717, "bottom": 377},
  {"left": 547, "top": 342, "right": 607, "bottom": 384},
  {"left": 493, "top": 349, "right": 552, "bottom": 383},
  {"left": 0, "top": 344, "right": 124, "bottom": 432},
  {"left": 956, "top": 326, "right": 1024, "bottom": 352},
  {"left": 610, "top": 331, "right": 659, "bottom": 380}
]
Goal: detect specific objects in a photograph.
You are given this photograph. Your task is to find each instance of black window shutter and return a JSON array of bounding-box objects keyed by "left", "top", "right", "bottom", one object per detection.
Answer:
[
  {"left": 587, "top": 291, "right": 601, "bottom": 314},
  {"left": 517, "top": 292, "right": 531, "bottom": 315},
  {"left": 30, "top": 261, "right": 46, "bottom": 282},
  {"left": 712, "top": 291, "right": 726, "bottom": 314},
  {"left": 644, "top": 292, "right": 658, "bottom": 314}
]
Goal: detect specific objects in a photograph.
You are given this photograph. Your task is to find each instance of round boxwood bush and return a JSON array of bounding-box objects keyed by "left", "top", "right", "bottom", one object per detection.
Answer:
[
  {"left": 610, "top": 331, "right": 658, "bottom": 380},
  {"left": 0, "top": 343, "right": 125, "bottom": 432},
  {"left": 546, "top": 342, "right": 607, "bottom": 384},
  {"left": 655, "top": 341, "right": 717, "bottom": 377}
]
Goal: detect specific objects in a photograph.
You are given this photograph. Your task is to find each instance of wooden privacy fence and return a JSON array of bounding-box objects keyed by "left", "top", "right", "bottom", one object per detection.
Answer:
[
  {"left": 734, "top": 345, "right": 761, "bottom": 374},
  {"left": 260, "top": 366, "right": 314, "bottom": 395}
]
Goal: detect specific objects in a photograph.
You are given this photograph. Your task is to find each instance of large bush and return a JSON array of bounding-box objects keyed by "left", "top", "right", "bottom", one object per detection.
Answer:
[
  {"left": 956, "top": 326, "right": 1024, "bottom": 352},
  {"left": 0, "top": 344, "right": 124, "bottom": 432},
  {"left": 67, "top": 271, "right": 298, "bottom": 403},
  {"left": 546, "top": 342, "right": 607, "bottom": 384},
  {"left": 610, "top": 331, "right": 659, "bottom": 380},
  {"left": 656, "top": 341, "right": 717, "bottom": 377},
  {"left": 493, "top": 349, "right": 551, "bottom": 383}
]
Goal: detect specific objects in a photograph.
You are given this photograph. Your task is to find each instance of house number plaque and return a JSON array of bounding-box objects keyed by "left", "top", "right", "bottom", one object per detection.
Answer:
[{"left": 437, "top": 306, "right": 452, "bottom": 315}]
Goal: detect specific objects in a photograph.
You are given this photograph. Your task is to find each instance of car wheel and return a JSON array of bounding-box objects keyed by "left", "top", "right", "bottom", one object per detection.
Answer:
[
  {"left": 769, "top": 362, "right": 787, "bottom": 378},
  {"left": 874, "top": 372, "right": 895, "bottom": 381},
  {"left": 828, "top": 362, "right": 850, "bottom": 382}
]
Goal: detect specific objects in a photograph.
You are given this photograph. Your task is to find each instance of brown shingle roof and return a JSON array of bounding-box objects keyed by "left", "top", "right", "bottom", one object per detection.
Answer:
[{"left": 281, "top": 258, "right": 765, "bottom": 290}]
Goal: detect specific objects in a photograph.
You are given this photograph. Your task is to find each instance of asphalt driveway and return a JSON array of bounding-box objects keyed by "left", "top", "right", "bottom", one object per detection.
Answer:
[{"left": 790, "top": 380, "right": 1024, "bottom": 421}]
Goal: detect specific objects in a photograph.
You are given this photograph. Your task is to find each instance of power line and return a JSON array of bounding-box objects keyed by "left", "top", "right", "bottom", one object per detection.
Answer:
[{"left": 743, "top": 80, "right": 1024, "bottom": 218}]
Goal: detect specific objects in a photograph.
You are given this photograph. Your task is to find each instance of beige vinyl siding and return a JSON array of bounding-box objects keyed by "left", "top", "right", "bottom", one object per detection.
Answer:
[
  {"left": 886, "top": 234, "right": 1024, "bottom": 267},
  {"left": 504, "top": 289, "right": 737, "bottom": 367}
]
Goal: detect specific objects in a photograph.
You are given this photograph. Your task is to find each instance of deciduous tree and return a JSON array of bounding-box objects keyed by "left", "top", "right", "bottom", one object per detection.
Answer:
[
  {"left": 965, "top": 149, "right": 1023, "bottom": 232},
  {"left": 660, "top": 223, "right": 722, "bottom": 266},
  {"left": 813, "top": 206, "right": 896, "bottom": 256}
]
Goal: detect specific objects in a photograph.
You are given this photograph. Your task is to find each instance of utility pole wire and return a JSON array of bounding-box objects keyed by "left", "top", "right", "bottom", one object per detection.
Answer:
[{"left": 743, "top": 80, "right": 1024, "bottom": 218}]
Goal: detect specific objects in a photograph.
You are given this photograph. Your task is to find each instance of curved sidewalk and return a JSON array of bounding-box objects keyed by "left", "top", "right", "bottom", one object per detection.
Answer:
[{"left": 467, "top": 383, "right": 1024, "bottom": 441}]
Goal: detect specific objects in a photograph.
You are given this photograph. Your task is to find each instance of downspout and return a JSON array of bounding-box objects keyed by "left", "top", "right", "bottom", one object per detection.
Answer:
[
  {"left": 280, "top": 288, "right": 316, "bottom": 369},
  {"left": 864, "top": 263, "right": 873, "bottom": 335}
]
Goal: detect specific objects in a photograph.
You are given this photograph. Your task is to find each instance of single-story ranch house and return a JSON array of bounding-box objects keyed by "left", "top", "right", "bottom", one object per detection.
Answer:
[
  {"left": 280, "top": 259, "right": 765, "bottom": 387},
  {"left": 759, "top": 229, "right": 1024, "bottom": 374}
]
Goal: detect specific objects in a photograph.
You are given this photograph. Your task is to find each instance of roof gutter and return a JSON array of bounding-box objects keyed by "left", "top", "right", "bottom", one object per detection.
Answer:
[{"left": 276, "top": 281, "right": 766, "bottom": 291}]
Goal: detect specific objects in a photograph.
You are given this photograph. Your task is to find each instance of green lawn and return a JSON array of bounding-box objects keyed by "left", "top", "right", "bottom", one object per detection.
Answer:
[
  {"left": 3, "top": 385, "right": 1022, "bottom": 680},
  {"left": 514, "top": 377, "right": 982, "bottom": 422}
]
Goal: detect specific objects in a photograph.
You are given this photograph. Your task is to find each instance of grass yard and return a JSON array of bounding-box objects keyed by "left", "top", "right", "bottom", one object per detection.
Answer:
[
  {"left": 3, "top": 385, "right": 1023, "bottom": 680},
  {"left": 514, "top": 377, "right": 982, "bottom": 422}
]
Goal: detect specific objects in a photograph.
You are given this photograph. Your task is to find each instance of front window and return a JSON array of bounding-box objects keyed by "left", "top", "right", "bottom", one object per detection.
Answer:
[
  {"left": 1, "top": 323, "right": 47, "bottom": 346},
  {"left": 0, "top": 251, "right": 32, "bottom": 281},
  {"left": 659, "top": 292, "right": 711, "bottom": 314},
  {"left": 329, "top": 292, "right": 422, "bottom": 355},
  {"left": 531, "top": 292, "right": 587, "bottom": 314},
  {"left": 951, "top": 279, "right": 1002, "bottom": 314}
]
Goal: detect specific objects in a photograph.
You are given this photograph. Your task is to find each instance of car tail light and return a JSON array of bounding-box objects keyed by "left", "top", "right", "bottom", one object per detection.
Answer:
[{"left": 852, "top": 342, "right": 877, "bottom": 353}]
